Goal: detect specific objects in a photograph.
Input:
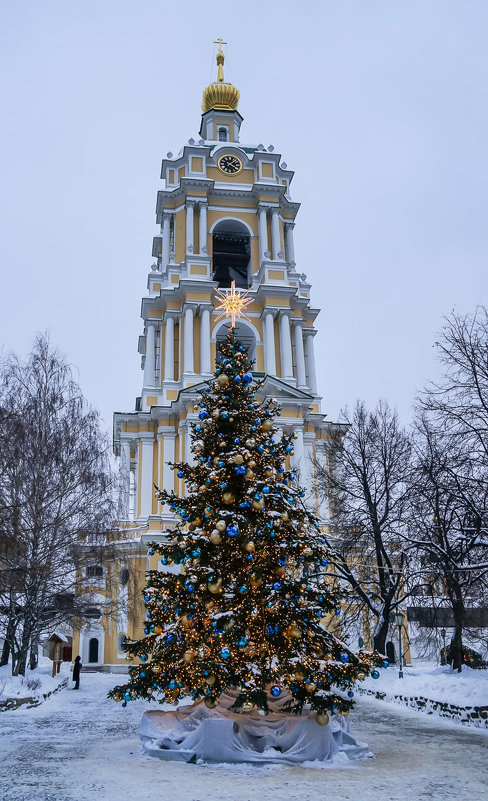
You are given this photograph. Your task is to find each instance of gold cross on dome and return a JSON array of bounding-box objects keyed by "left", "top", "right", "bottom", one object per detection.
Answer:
[
  {"left": 214, "top": 37, "right": 227, "bottom": 52},
  {"left": 215, "top": 280, "right": 253, "bottom": 328}
]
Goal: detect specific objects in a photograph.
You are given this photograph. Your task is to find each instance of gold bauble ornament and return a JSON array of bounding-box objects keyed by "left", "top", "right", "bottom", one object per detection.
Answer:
[
  {"left": 233, "top": 454, "right": 244, "bottom": 465},
  {"left": 275, "top": 566, "right": 286, "bottom": 577},
  {"left": 219, "top": 441, "right": 227, "bottom": 448},
  {"left": 216, "top": 520, "right": 227, "bottom": 532},
  {"left": 205, "top": 674, "right": 216, "bottom": 686},
  {"left": 212, "top": 409, "right": 220, "bottom": 418},
  {"left": 193, "top": 404, "right": 200, "bottom": 412},
  {"left": 303, "top": 546, "right": 313, "bottom": 556},
  {"left": 193, "top": 440, "right": 204, "bottom": 452},
  {"left": 245, "top": 469, "right": 255, "bottom": 480},
  {"left": 342, "top": 709, "right": 350, "bottom": 717},
  {"left": 204, "top": 697, "right": 217, "bottom": 708},
  {"left": 358, "top": 672, "right": 366, "bottom": 681},
  {"left": 183, "top": 650, "right": 196, "bottom": 663},
  {"left": 264, "top": 466, "right": 274, "bottom": 477},
  {"left": 223, "top": 491, "right": 235, "bottom": 505},
  {"left": 249, "top": 460, "right": 256, "bottom": 468},
  {"left": 306, "top": 682, "right": 317, "bottom": 692},
  {"left": 282, "top": 511, "right": 289, "bottom": 522},
  {"left": 153, "top": 626, "right": 163, "bottom": 635},
  {"left": 288, "top": 625, "right": 302, "bottom": 639},
  {"left": 250, "top": 573, "right": 263, "bottom": 588},
  {"left": 208, "top": 578, "right": 223, "bottom": 594},
  {"left": 315, "top": 712, "right": 329, "bottom": 726},
  {"left": 210, "top": 531, "right": 222, "bottom": 544},
  {"left": 213, "top": 457, "right": 220, "bottom": 465},
  {"left": 199, "top": 485, "right": 206, "bottom": 492},
  {"left": 244, "top": 541, "right": 255, "bottom": 552},
  {"left": 217, "top": 374, "right": 229, "bottom": 387},
  {"left": 252, "top": 498, "right": 265, "bottom": 510},
  {"left": 204, "top": 599, "right": 214, "bottom": 609},
  {"left": 245, "top": 438, "right": 255, "bottom": 448},
  {"left": 241, "top": 701, "right": 254, "bottom": 711},
  {"left": 293, "top": 670, "right": 305, "bottom": 680},
  {"left": 261, "top": 420, "right": 272, "bottom": 431}
]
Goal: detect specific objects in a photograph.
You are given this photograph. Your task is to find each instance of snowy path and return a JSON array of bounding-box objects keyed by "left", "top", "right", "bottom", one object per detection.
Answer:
[{"left": 0, "top": 673, "right": 486, "bottom": 801}]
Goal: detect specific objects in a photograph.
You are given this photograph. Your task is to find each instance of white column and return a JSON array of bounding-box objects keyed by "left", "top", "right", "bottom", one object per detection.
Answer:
[
  {"left": 161, "top": 213, "right": 171, "bottom": 269},
  {"left": 258, "top": 205, "right": 268, "bottom": 264},
  {"left": 199, "top": 203, "right": 207, "bottom": 254},
  {"left": 162, "top": 428, "right": 176, "bottom": 493},
  {"left": 263, "top": 310, "right": 276, "bottom": 375},
  {"left": 270, "top": 208, "right": 281, "bottom": 261},
  {"left": 291, "top": 427, "right": 304, "bottom": 470},
  {"left": 185, "top": 423, "right": 196, "bottom": 467},
  {"left": 186, "top": 200, "right": 195, "bottom": 254},
  {"left": 118, "top": 440, "right": 131, "bottom": 520},
  {"left": 304, "top": 330, "right": 318, "bottom": 394},
  {"left": 163, "top": 314, "right": 175, "bottom": 381},
  {"left": 293, "top": 322, "right": 307, "bottom": 389},
  {"left": 143, "top": 322, "right": 156, "bottom": 386},
  {"left": 285, "top": 222, "right": 296, "bottom": 265},
  {"left": 139, "top": 433, "right": 155, "bottom": 519},
  {"left": 302, "top": 432, "right": 316, "bottom": 508},
  {"left": 200, "top": 306, "right": 211, "bottom": 374},
  {"left": 279, "top": 312, "right": 293, "bottom": 380},
  {"left": 183, "top": 304, "right": 194, "bottom": 373}
]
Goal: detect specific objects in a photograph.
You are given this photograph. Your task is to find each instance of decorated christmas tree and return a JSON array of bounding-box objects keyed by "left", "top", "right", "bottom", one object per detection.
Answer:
[{"left": 110, "top": 323, "right": 382, "bottom": 724}]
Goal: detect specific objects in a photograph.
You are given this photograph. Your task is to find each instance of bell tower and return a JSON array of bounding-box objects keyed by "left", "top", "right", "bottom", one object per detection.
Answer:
[
  {"left": 113, "top": 42, "right": 331, "bottom": 532},
  {"left": 73, "top": 43, "right": 345, "bottom": 671}
]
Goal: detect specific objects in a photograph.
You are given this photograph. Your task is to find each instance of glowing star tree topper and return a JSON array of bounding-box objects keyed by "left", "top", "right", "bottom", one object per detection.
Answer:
[{"left": 214, "top": 280, "right": 253, "bottom": 328}]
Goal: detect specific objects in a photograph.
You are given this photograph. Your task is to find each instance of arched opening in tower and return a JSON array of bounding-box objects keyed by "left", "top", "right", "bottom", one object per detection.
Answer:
[{"left": 212, "top": 220, "right": 251, "bottom": 289}]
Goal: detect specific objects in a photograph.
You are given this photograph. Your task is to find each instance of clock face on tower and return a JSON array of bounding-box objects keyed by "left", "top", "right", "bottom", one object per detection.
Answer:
[{"left": 217, "top": 154, "right": 243, "bottom": 175}]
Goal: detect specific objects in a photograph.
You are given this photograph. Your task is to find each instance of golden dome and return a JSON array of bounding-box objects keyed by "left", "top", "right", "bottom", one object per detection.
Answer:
[{"left": 202, "top": 42, "right": 240, "bottom": 113}]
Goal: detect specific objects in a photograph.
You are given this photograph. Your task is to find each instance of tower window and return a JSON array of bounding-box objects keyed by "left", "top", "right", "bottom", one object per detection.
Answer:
[
  {"left": 86, "top": 565, "right": 103, "bottom": 578},
  {"left": 212, "top": 220, "right": 251, "bottom": 289},
  {"left": 218, "top": 127, "right": 228, "bottom": 141}
]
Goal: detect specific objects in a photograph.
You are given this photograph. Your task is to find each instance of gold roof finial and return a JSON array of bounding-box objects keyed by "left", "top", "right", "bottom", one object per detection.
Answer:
[
  {"left": 214, "top": 37, "right": 227, "bottom": 82},
  {"left": 202, "top": 39, "right": 240, "bottom": 113}
]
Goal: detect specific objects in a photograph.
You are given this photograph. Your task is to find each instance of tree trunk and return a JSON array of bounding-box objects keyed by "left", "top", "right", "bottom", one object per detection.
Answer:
[
  {"left": 0, "top": 637, "right": 10, "bottom": 667},
  {"left": 373, "top": 614, "right": 390, "bottom": 655},
  {"left": 29, "top": 636, "right": 39, "bottom": 670},
  {"left": 451, "top": 600, "right": 465, "bottom": 673},
  {"left": 13, "top": 625, "right": 31, "bottom": 677}
]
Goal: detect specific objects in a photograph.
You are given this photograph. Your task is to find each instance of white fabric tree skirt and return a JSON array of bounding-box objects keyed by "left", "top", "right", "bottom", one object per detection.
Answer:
[{"left": 138, "top": 691, "right": 371, "bottom": 764}]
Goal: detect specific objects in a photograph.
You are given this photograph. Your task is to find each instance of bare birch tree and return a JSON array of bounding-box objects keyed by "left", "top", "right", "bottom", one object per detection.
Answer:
[
  {"left": 0, "top": 335, "right": 115, "bottom": 675},
  {"left": 316, "top": 400, "right": 412, "bottom": 654}
]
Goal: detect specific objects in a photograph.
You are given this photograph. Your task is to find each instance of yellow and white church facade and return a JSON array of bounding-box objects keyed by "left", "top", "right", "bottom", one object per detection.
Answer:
[{"left": 73, "top": 46, "right": 343, "bottom": 671}]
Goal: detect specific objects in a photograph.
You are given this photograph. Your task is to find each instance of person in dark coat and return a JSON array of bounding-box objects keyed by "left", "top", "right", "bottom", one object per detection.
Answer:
[{"left": 72, "top": 655, "right": 82, "bottom": 689}]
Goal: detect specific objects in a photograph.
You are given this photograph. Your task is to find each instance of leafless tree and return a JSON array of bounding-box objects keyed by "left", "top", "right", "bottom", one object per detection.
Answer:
[
  {"left": 407, "top": 307, "right": 488, "bottom": 670},
  {"left": 316, "top": 400, "right": 412, "bottom": 654},
  {"left": 0, "top": 335, "right": 115, "bottom": 675}
]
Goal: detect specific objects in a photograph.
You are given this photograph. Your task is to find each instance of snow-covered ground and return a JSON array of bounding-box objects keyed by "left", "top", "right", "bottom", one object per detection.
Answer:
[
  {"left": 361, "top": 661, "right": 488, "bottom": 707},
  {"left": 0, "top": 671, "right": 486, "bottom": 801},
  {"left": 0, "top": 658, "right": 70, "bottom": 703}
]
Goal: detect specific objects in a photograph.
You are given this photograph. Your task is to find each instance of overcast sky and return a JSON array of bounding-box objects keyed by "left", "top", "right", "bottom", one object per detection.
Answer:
[{"left": 0, "top": 1, "right": 486, "bottom": 435}]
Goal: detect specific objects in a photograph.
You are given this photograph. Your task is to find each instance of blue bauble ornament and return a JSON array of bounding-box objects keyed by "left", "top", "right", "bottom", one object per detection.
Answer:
[
  {"left": 221, "top": 411, "right": 228, "bottom": 420},
  {"left": 347, "top": 690, "right": 355, "bottom": 698},
  {"left": 257, "top": 445, "right": 264, "bottom": 453},
  {"left": 285, "top": 445, "right": 292, "bottom": 453},
  {"left": 140, "top": 654, "right": 148, "bottom": 662},
  {"left": 234, "top": 375, "right": 242, "bottom": 383},
  {"left": 239, "top": 584, "right": 248, "bottom": 593},
  {"left": 198, "top": 410, "right": 208, "bottom": 420},
  {"left": 169, "top": 679, "right": 177, "bottom": 689},
  {"left": 221, "top": 647, "right": 231, "bottom": 659},
  {"left": 262, "top": 486, "right": 270, "bottom": 494},
  {"left": 234, "top": 437, "right": 240, "bottom": 444},
  {"left": 177, "top": 470, "right": 184, "bottom": 478},
  {"left": 148, "top": 549, "right": 154, "bottom": 556},
  {"left": 226, "top": 524, "right": 239, "bottom": 537},
  {"left": 192, "top": 548, "right": 201, "bottom": 558},
  {"left": 165, "top": 633, "right": 176, "bottom": 645},
  {"left": 320, "top": 558, "right": 329, "bottom": 567},
  {"left": 290, "top": 682, "right": 300, "bottom": 693},
  {"left": 273, "top": 582, "right": 281, "bottom": 591},
  {"left": 371, "top": 670, "right": 380, "bottom": 680},
  {"left": 220, "top": 481, "right": 228, "bottom": 489},
  {"left": 242, "top": 372, "right": 253, "bottom": 384},
  {"left": 270, "top": 685, "right": 281, "bottom": 697},
  {"left": 124, "top": 692, "right": 131, "bottom": 701},
  {"left": 218, "top": 460, "right": 225, "bottom": 468},
  {"left": 382, "top": 659, "right": 390, "bottom": 668},
  {"left": 238, "top": 636, "right": 248, "bottom": 647},
  {"left": 122, "top": 701, "right": 127, "bottom": 707},
  {"left": 234, "top": 465, "right": 246, "bottom": 475}
]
